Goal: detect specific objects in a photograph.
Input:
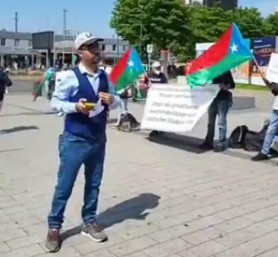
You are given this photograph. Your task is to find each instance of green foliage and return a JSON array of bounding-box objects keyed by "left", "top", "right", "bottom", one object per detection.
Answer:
[
  {"left": 110, "top": 0, "right": 278, "bottom": 62},
  {"left": 265, "top": 13, "right": 278, "bottom": 36},
  {"left": 230, "top": 8, "right": 269, "bottom": 38},
  {"left": 111, "top": 0, "right": 192, "bottom": 61}
]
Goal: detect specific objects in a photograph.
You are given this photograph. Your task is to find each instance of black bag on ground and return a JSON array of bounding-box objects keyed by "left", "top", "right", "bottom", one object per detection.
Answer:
[
  {"left": 229, "top": 125, "right": 249, "bottom": 149},
  {"left": 229, "top": 121, "right": 269, "bottom": 152},
  {"left": 243, "top": 122, "right": 269, "bottom": 152},
  {"left": 118, "top": 113, "right": 140, "bottom": 132}
]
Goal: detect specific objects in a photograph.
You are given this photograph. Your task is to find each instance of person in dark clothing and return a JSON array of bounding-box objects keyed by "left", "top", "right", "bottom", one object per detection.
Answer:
[
  {"left": 199, "top": 70, "right": 235, "bottom": 150},
  {"left": 0, "top": 67, "right": 12, "bottom": 114},
  {"left": 148, "top": 61, "right": 168, "bottom": 137},
  {"left": 148, "top": 61, "right": 168, "bottom": 84}
]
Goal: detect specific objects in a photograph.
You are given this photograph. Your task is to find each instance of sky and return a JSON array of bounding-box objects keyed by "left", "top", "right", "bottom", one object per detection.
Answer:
[{"left": 0, "top": 0, "right": 277, "bottom": 37}]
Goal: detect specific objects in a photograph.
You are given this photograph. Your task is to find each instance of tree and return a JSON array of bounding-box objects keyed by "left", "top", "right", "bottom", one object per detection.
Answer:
[
  {"left": 191, "top": 1, "right": 202, "bottom": 7},
  {"left": 111, "top": 0, "right": 276, "bottom": 63},
  {"left": 265, "top": 12, "right": 278, "bottom": 36},
  {"left": 189, "top": 6, "right": 231, "bottom": 43},
  {"left": 110, "top": 0, "right": 193, "bottom": 61},
  {"left": 230, "top": 8, "right": 269, "bottom": 39}
]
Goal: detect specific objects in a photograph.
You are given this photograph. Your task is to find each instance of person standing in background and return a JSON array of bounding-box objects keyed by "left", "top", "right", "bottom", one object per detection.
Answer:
[
  {"left": 148, "top": 61, "right": 168, "bottom": 84},
  {"left": 0, "top": 66, "right": 12, "bottom": 114},
  {"left": 199, "top": 70, "right": 235, "bottom": 151},
  {"left": 148, "top": 61, "right": 168, "bottom": 137}
]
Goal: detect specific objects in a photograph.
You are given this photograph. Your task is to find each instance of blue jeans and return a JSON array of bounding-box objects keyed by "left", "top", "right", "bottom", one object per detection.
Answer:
[
  {"left": 261, "top": 110, "right": 278, "bottom": 155},
  {"left": 205, "top": 98, "right": 232, "bottom": 144},
  {"left": 48, "top": 132, "right": 106, "bottom": 229}
]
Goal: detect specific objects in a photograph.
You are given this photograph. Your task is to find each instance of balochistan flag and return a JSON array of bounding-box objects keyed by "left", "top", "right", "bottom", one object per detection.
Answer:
[
  {"left": 110, "top": 48, "right": 146, "bottom": 93},
  {"left": 186, "top": 23, "right": 252, "bottom": 87}
]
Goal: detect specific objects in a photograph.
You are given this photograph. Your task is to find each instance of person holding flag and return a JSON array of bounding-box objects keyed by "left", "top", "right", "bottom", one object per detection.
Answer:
[
  {"left": 109, "top": 47, "right": 146, "bottom": 97},
  {"left": 109, "top": 47, "right": 145, "bottom": 127},
  {"left": 45, "top": 32, "right": 120, "bottom": 253},
  {"left": 186, "top": 23, "right": 253, "bottom": 150},
  {"left": 199, "top": 70, "right": 235, "bottom": 150},
  {"left": 252, "top": 76, "right": 278, "bottom": 161}
]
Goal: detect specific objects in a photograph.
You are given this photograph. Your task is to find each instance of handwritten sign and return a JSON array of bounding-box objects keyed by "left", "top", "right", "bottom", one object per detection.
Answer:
[
  {"left": 266, "top": 53, "right": 278, "bottom": 83},
  {"left": 141, "top": 84, "right": 219, "bottom": 133}
]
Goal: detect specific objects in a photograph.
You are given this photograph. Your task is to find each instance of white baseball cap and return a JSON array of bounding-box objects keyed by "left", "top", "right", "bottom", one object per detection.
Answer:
[
  {"left": 152, "top": 61, "right": 161, "bottom": 68},
  {"left": 74, "top": 32, "right": 103, "bottom": 50}
]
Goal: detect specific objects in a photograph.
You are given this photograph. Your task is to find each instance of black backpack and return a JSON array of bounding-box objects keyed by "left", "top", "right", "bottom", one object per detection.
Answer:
[
  {"left": 229, "top": 125, "right": 249, "bottom": 149},
  {"left": 117, "top": 113, "right": 140, "bottom": 132},
  {"left": 243, "top": 122, "right": 269, "bottom": 152},
  {"left": 229, "top": 121, "right": 269, "bottom": 152}
]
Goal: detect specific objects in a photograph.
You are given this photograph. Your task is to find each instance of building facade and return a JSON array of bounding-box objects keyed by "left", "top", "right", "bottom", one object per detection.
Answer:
[
  {"left": 204, "top": 0, "right": 238, "bottom": 10},
  {"left": 0, "top": 30, "right": 130, "bottom": 68},
  {"left": 184, "top": 0, "right": 238, "bottom": 9}
]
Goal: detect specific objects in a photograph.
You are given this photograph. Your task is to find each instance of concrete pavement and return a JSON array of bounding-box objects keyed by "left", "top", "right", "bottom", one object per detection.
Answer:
[
  {"left": 7, "top": 80, "right": 33, "bottom": 94},
  {"left": 1, "top": 92, "right": 278, "bottom": 257}
]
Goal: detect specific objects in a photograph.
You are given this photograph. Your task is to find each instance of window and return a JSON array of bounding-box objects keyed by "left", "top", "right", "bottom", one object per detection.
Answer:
[
  {"left": 101, "top": 44, "right": 106, "bottom": 51},
  {"left": 14, "top": 39, "right": 20, "bottom": 47},
  {"left": 112, "top": 44, "right": 116, "bottom": 51},
  {"left": 0, "top": 38, "right": 5, "bottom": 46},
  {"left": 122, "top": 45, "right": 126, "bottom": 52},
  {"left": 28, "top": 40, "right": 32, "bottom": 47}
]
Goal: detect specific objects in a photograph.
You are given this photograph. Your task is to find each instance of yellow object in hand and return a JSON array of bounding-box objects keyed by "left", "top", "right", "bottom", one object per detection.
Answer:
[{"left": 84, "top": 102, "right": 96, "bottom": 110}]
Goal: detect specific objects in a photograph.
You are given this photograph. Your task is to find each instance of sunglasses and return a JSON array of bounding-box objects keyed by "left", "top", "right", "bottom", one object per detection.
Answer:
[{"left": 80, "top": 42, "right": 99, "bottom": 51}]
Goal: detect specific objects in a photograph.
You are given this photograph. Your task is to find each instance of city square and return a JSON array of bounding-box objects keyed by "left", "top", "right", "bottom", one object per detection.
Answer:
[
  {"left": 1, "top": 87, "right": 278, "bottom": 257},
  {"left": 1, "top": 0, "right": 278, "bottom": 256}
]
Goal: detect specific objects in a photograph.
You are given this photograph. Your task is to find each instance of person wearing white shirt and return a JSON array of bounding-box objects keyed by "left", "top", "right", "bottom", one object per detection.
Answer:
[
  {"left": 45, "top": 32, "right": 120, "bottom": 252},
  {"left": 252, "top": 78, "right": 278, "bottom": 161}
]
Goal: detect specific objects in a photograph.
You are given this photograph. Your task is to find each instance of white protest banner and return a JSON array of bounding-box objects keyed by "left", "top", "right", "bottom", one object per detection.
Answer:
[
  {"left": 141, "top": 83, "right": 219, "bottom": 133},
  {"left": 266, "top": 53, "right": 278, "bottom": 83}
]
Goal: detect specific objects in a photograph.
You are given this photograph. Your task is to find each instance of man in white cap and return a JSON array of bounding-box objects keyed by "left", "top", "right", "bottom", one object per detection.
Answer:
[
  {"left": 148, "top": 61, "right": 168, "bottom": 137},
  {"left": 45, "top": 32, "right": 120, "bottom": 252},
  {"left": 148, "top": 61, "right": 168, "bottom": 84}
]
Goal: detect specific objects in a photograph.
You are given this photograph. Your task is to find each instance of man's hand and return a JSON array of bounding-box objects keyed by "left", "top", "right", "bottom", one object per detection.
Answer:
[
  {"left": 75, "top": 98, "right": 89, "bottom": 115},
  {"left": 99, "top": 92, "right": 114, "bottom": 105}
]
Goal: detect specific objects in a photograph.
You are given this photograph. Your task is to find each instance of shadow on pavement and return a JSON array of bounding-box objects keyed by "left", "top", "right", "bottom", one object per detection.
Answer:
[
  {"left": 0, "top": 125, "right": 39, "bottom": 134},
  {"left": 148, "top": 133, "right": 207, "bottom": 154},
  {"left": 60, "top": 193, "right": 161, "bottom": 242},
  {"left": 148, "top": 132, "right": 278, "bottom": 165}
]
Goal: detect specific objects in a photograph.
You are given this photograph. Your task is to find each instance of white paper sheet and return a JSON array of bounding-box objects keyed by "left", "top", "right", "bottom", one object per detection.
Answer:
[{"left": 88, "top": 98, "right": 104, "bottom": 118}]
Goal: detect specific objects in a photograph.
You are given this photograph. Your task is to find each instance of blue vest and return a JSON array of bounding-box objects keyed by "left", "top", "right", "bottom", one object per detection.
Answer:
[{"left": 64, "top": 67, "right": 109, "bottom": 140}]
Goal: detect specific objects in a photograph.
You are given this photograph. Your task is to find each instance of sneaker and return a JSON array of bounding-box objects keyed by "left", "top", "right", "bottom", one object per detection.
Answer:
[
  {"left": 81, "top": 223, "right": 107, "bottom": 243},
  {"left": 149, "top": 131, "right": 164, "bottom": 137},
  {"left": 45, "top": 229, "right": 61, "bottom": 253},
  {"left": 251, "top": 153, "right": 269, "bottom": 161}
]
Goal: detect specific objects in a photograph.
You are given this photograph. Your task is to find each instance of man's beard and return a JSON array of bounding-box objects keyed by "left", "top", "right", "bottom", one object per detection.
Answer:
[{"left": 91, "top": 55, "right": 101, "bottom": 64}]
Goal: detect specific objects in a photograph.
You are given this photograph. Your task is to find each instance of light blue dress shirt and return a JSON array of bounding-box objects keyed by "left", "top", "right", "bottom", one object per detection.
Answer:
[{"left": 51, "top": 63, "right": 120, "bottom": 114}]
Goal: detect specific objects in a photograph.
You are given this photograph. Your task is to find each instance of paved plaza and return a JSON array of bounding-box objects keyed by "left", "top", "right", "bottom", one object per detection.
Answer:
[{"left": 1, "top": 90, "right": 278, "bottom": 257}]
